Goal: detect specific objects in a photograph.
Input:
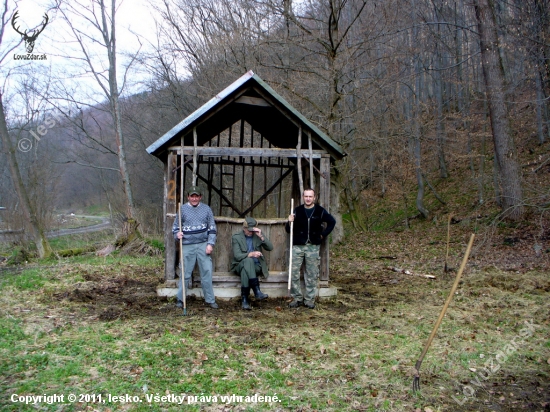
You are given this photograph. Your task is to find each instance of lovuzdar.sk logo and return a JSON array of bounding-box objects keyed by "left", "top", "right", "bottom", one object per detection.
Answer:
[{"left": 12, "top": 10, "right": 49, "bottom": 60}]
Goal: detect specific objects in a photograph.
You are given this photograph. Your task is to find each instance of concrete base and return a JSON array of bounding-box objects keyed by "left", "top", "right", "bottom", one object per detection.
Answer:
[{"left": 157, "top": 285, "right": 338, "bottom": 299}]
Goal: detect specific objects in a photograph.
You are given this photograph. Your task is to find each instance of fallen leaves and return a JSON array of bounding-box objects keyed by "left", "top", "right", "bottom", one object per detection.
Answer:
[{"left": 192, "top": 352, "right": 208, "bottom": 365}]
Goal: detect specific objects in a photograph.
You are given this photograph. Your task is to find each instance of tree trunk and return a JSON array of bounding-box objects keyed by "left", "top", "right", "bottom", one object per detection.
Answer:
[
  {"left": 473, "top": 0, "right": 523, "bottom": 219},
  {"left": 0, "top": 92, "right": 52, "bottom": 258},
  {"left": 434, "top": 7, "right": 448, "bottom": 178},
  {"left": 535, "top": 69, "right": 547, "bottom": 145},
  {"left": 103, "top": 0, "right": 138, "bottom": 228}
]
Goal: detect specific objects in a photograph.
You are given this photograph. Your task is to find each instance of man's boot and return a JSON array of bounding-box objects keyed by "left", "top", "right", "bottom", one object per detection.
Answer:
[
  {"left": 241, "top": 287, "right": 251, "bottom": 310},
  {"left": 249, "top": 278, "right": 268, "bottom": 300}
]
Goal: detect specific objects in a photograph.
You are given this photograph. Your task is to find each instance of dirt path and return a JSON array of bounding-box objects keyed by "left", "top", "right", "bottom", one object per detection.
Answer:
[
  {"left": 0, "top": 216, "right": 112, "bottom": 243},
  {"left": 46, "top": 215, "right": 112, "bottom": 238}
]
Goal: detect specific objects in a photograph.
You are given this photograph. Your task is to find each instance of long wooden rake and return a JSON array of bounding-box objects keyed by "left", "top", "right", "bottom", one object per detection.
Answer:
[{"left": 413, "top": 234, "right": 475, "bottom": 392}]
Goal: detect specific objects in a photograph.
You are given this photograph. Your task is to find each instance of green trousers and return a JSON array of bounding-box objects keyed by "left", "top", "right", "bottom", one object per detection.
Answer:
[
  {"left": 234, "top": 257, "right": 261, "bottom": 287},
  {"left": 290, "top": 244, "right": 320, "bottom": 303}
]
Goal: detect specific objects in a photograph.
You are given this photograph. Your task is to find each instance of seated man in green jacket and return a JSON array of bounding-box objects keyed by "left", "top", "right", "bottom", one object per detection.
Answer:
[{"left": 231, "top": 217, "right": 272, "bottom": 310}]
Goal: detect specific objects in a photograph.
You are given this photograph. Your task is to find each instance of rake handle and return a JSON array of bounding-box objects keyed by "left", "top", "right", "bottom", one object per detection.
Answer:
[
  {"left": 415, "top": 234, "right": 475, "bottom": 373},
  {"left": 178, "top": 203, "right": 187, "bottom": 313}
]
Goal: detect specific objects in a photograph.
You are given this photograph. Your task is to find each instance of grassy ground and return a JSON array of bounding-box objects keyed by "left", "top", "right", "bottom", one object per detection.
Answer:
[{"left": 0, "top": 225, "right": 549, "bottom": 411}]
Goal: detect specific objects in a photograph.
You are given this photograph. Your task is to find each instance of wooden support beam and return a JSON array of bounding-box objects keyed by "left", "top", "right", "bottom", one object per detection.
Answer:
[
  {"left": 168, "top": 146, "right": 325, "bottom": 158},
  {"left": 189, "top": 157, "right": 293, "bottom": 169},
  {"left": 319, "top": 156, "right": 330, "bottom": 281},
  {"left": 192, "top": 127, "right": 198, "bottom": 186},
  {"left": 235, "top": 96, "right": 271, "bottom": 107},
  {"left": 297, "top": 127, "right": 304, "bottom": 202},
  {"left": 300, "top": 153, "right": 327, "bottom": 179},
  {"left": 166, "top": 215, "right": 288, "bottom": 224},
  {"left": 164, "top": 152, "right": 177, "bottom": 281},
  {"left": 308, "top": 132, "right": 315, "bottom": 191}
]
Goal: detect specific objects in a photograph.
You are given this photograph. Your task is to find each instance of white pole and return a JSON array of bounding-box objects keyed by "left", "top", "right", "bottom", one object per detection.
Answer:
[{"left": 287, "top": 198, "right": 294, "bottom": 295}]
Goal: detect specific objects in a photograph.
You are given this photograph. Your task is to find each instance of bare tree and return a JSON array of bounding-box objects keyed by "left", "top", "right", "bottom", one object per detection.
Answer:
[
  {"left": 0, "top": 0, "right": 53, "bottom": 257},
  {"left": 473, "top": 0, "right": 524, "bottom": 219},
  {"left": 59, "top": 0, "right": 141, "bottom": 235}
]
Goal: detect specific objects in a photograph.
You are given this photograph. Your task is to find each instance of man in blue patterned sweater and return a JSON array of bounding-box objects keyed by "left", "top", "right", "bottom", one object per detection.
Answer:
[{"left": 173, "top": 186, "right": 218, "bottom": 309}]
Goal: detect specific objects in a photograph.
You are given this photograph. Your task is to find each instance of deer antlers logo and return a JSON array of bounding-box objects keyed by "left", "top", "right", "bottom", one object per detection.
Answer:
[{"left": 11, "top": 11, "right": 49, "bottom": 54}]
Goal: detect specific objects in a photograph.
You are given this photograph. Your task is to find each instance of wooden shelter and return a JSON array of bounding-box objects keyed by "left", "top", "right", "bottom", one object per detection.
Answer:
[{"left": 146, "top": 71, "right": 345, "bottom": 298}]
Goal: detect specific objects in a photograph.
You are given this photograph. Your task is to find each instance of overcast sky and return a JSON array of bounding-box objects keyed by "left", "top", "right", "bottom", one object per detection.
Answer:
[{"left": 4, "top": 0, "right": 163, "bottom": 107}]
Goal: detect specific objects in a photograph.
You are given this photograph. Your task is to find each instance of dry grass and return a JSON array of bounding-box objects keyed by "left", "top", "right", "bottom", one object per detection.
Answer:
[{"left": 0, "top": 228, "right": 549, "bottom": 411}]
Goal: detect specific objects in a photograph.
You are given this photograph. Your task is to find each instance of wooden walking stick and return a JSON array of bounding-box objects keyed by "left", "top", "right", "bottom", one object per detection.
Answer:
[
  {"left": 178, "top": 202, "right": 190, "bottom": 316},
  {"left": 413, "top": 234, "right": 475, "bottom": 392},
  {"left": 287, "top": 198, "right": 294, "bottom": 297}
]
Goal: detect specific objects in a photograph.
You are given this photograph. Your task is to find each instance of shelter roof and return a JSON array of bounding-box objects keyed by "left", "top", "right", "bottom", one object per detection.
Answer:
[{"left": 146, "top": 71, "right": 345, "bottom": 160}]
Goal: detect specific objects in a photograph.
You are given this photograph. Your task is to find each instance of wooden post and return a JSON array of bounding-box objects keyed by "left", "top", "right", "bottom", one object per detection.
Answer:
[
  {"left": 164, "top": 151, "right": 178, "bottom": 281},
  {"left": 319, "top": 155, "right": 330, "bottom": 282},
  {"left": 296, "top": 127, "right": 304, "bottom": 202},
  {"left": 308, "top": 132, "right": 315, "bottom": 191},
  {"left": 263, "top": 133, "right": 268, "bottom": 216},
  {"left": 192, "top": 127, "right": 198, "bottom": 186},
  {"left": 241, "top": 154, "right": 246, "bottom": 215},
  {"left": 277, "top": 158, "right": 283, "bottom": 217}
]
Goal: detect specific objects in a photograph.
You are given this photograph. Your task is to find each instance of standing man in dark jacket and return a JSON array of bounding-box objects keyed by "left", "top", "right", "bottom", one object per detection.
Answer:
[
  {"left": 286, "top": 188, "right": 336, "bottom": 309},
  {"left": 231, "top": 217, "right": 272, "bottom": 310}
]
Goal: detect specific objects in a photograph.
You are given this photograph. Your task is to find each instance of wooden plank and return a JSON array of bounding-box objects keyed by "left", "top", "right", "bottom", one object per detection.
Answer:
[
  {"left": 168, "top": 146, "right": 325, "bottom": 158},
  {"left": 166, "top": 214, "right": 289, "bottom": 223},
  {"left": 267, "top": 224, "right": 288, "bottom": 272},
  {"left": 192, "top": 127, "right": 198, "bottom": 186},
  {"left": 212, "top": 221, "right": 238, "bottom": 272},
  {"left": 191, "top": 157, "right": 292, "bottom": 168},
  {"left": 319, "top": 156, "right": 330, "bottom": 208},
  {"left": 263, "top": 135, "right": 267, "bottom": 216},
  {"left": 308, "top": 132, "right": 315, "bottom": 190},
  {"left": 188, "top": 272, "right": 329, "bottom": 288},
  {"left": 296, "top": 127, "right": 304, "bottom": 200},
  {"left": 165, "top": 152, "right": 177, "bottom": 281},
  {"left": 235, "top": 96, "right": 271, "bottom": 107},
  {"left": 211, "top": 272, "right": 288, "bottom": 282},
  {"left": 319, "top": 156, "right": 330, "bottom": 281}
]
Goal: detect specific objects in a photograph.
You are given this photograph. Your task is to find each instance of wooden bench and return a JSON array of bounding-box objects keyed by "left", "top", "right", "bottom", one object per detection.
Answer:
[{"left": 158, "top": 271, "right": 334, "bottom": 299}]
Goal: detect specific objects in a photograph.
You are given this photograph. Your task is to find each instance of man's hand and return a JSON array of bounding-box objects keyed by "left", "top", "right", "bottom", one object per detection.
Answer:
[
  {"left": 206, "top": 244, "right": 213, "bottom": 255},
  {"left": 177, "top": 231, "right": 183, "bottom": 240},
  {"left": 288, "top": 214, "right": 295, "bottom": 222},
  {"left": 248, "top": 251, "right": 262, "bottom": 258}
]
